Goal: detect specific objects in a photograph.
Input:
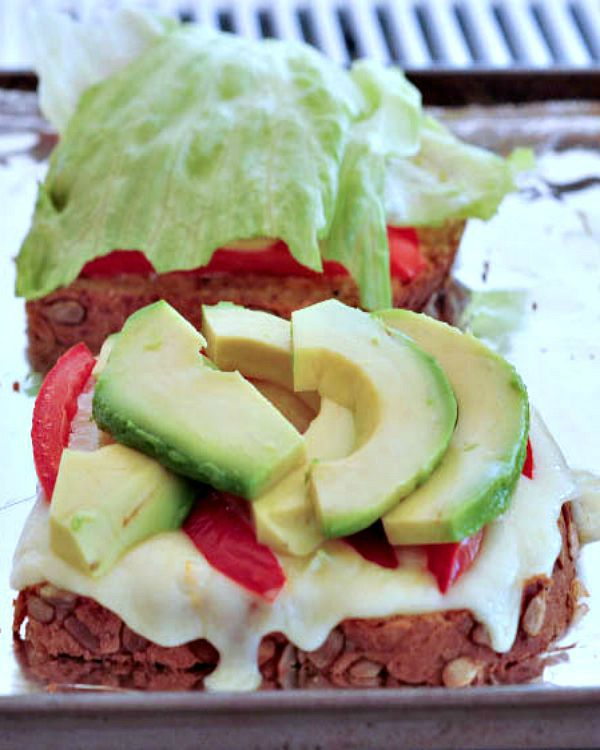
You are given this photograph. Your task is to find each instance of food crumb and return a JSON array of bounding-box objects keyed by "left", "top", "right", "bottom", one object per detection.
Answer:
[
  {"left": 12, "top": 381, "right": 20, "bottom": 392},
  {"left": 481, "top": 260, "right": 490, "bottom": 283}
]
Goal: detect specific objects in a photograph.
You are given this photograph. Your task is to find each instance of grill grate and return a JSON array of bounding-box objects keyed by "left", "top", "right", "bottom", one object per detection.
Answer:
[{"left": 1, "top": 0, "right": 599, "bottom": 70}]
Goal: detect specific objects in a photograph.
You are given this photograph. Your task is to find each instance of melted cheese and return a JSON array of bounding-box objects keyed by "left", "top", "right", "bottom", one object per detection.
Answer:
[{"left": 11, "top": 412, "right": 575, "bottom": 692}]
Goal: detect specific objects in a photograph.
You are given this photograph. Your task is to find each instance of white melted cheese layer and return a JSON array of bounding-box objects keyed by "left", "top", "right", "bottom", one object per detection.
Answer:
[{"left": 11, "top": 413, "right": 574, "bottom": 692}]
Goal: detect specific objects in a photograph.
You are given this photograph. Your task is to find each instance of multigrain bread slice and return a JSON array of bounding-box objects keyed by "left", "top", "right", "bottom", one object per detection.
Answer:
[
  {"left": 25, "top": 221, "right": 464, "bottom": 374},
  {"left": 12, "top": 504, "right": 579, "bottom": 691}
]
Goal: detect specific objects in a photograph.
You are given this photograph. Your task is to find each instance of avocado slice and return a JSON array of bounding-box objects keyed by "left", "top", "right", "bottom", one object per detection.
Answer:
[
  {"left": 50, "top": 444, "right": 194, "bottom": 576},
  {"left": 375, "top": 310, "right": 529, "bottom": 543},
  {"left": 93, "top": 301, "right": 306, "bottom": 499},
  {"left": 202, "top": 303, "right": 319, "bottom": 412},
  {"left": 292, "top": 300, "right": 457, "bottom": 538},
  {"left": 253, "top": 399, "right": 355, "bottom": 556},
  {"left": 249, "top": 379, "right": 316, "bottom": 434}
]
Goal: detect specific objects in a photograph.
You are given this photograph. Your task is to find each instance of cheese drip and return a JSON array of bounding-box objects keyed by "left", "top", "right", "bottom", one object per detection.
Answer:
[{"left": 11, "top": 412, "right": 575, "bottom": 691}]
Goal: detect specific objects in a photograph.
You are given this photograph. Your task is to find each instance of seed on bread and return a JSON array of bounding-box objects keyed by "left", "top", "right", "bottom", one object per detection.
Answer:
[
  {"left": 44, "top": 299, "right": 87, "bottom": 325},
  {"left": 27, "top": 595, "right": 55, "bottom": 624},
  {"left": 471, "top": 623, "right": 492, "bottom": 648},
  {"left": 64, "top": 615, "right": 100, "bottom": 652},
  {"left": 347, "top": 658, "right": 384, "bottom": 688},
  {"left": 442, "top": 657, "right": 482, "bottom": 688},
  {"left": 39, "top": 584, "right": 77, "bottom": 608},
  {"left": 522, "top": 590, "right": 548, "bottom": 637}
]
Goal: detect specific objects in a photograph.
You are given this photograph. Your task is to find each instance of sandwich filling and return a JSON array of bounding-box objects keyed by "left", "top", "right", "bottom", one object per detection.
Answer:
[{"left": 11, "top": 409, "right": 574, "bottom": 691}]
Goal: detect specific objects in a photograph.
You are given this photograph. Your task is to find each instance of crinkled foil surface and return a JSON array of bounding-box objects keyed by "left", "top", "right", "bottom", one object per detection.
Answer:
[{"left": 0, "top": 90, "right": 598, "bottom": 697}]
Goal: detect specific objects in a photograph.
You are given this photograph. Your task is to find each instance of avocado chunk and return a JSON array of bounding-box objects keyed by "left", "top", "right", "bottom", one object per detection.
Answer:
[
  {"left": 292, "top": 300, "right": 457, "bottom": 538},
  {"left": 202, "top": 303, "right": 319, "bottom": 412},
  {"left": 253, "top": 399, "right": 355, "bottom": 555},
  {"left": 375, "top": 310, "right": 529, "bottom": 543},
  {"left": 50, "top": 444, "right": 194, "bottom": 576},
  {"left": 93, "top": 301, "right": 306, "bottom": 499},
  {"left": 249, "top": 379, "right": 316, "bottom": 434}
]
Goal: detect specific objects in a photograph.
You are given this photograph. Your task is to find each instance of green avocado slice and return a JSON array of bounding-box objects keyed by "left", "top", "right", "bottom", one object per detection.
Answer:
[
  {"left": 93, "top": 301, "right": 306, "bottom": 499},
  {"left": 201, "top": 302, "right": 353, "bottom": 554},
  {"left": 253, "top": 398, "right": 355, "bottom": 556},
  {"left": 249, "top": 379, "right": 316, "bottom": 435},
  {"left": 201, "top": 302, "right": 319, "bottom": 412},
  {"left": 375, "top": 310, "right": 529, "bottom": 544},
  {"left": 292, "top": 300, "right": 457, "bottom": 538},
  {"left": 50, "top": 444, "right": 194, "bottom": 577}
]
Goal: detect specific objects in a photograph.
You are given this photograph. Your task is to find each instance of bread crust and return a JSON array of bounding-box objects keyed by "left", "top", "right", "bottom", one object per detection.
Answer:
[
  {"left": 13, "top": 504, "right": 579, "bottom": 691},
  {"left": 24, "top": 221, "right": 464, "bottom": 373}
]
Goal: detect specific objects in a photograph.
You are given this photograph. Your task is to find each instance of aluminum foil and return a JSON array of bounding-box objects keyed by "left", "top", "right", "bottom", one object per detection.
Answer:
[{"left": 0, "top": 91, "right": 599, "bottom": 697}]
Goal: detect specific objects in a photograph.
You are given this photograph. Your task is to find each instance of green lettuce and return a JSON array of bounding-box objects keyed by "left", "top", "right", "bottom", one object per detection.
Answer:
[
  {"left": 17, "top": 28, "right": 362, "bottom": 299},
  {"left": 322, "top": 61, "right": 421, "bottom": 310},
  {"left": 384, "top": 117, "right": 532, "bottom": 227},
  {"left": 17, "top": 15, "right": 526, "bottom": 309},
  {"left": 29, "top": 7, "right": 175, "bottom": 133}
]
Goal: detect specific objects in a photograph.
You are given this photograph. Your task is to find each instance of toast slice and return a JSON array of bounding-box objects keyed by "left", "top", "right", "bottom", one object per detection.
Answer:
[
  {"left": 25, "top": 221, "right": 464, "bottom": 374},
  {"left": 13, "top": 504, "right": 578, "bottom": 691}
]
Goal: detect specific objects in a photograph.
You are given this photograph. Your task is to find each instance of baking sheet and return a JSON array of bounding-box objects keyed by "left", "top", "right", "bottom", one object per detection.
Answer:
[{"left": 0, "top": 89, "right": 599, "bottom": 748}]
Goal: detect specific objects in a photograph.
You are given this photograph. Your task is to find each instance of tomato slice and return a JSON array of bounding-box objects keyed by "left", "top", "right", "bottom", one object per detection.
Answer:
[
  {"left": 344, "top": 521, "right": 398, "bottom": 569},
  {"left": 184, "top": 492, "right": 286, "bottom": 601},
  {"left": 387, "top": 227, "right": 426, "bottom": 283},
  {"left": 32, "top": 342, "right": 96, "bottom": 501},
  {"left": 522, "top": 438, "right": 534, "bottom": 479},
  {"left": 425, "top": 530, "right": 484, "bottom": 594},
  {"left": 79, "top": 228, "right": 425, "bottom": 283},
  {"left": 80, "top": 250, "right": 154, "bottom": 277}
]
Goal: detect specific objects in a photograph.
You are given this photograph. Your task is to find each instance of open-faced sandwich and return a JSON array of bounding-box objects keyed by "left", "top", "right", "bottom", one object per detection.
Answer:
[
  {"left": 16, "top": 10, "right": 525, "bottom": 373},
  {"left": 12, "top": 299, "right": 582, "bottom": 690}
]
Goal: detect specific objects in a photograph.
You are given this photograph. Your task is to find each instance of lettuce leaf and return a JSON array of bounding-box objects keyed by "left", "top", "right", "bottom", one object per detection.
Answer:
[
  {"left": 322, "top": 62, "right": 422, "bottom": 309},
  {"left": 17, "top": 28, "right": 362, "bottom": 300},
  {"left": 29, "top": 7, "right": 175, "bottom": 133},
  {"left": 17, "top": 13, "right": 525, "bottom": 309},
  {"left": 384, "top": 116, "right": 530, "bottom": 227}
]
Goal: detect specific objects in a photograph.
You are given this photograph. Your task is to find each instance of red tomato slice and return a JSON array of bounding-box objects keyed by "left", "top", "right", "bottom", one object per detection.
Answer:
[
  {"left": 522, "top": 438, "right": 534, "bottom": 479},
  {"left": 79, "top": 228, "right": 426, "bottom": 283},
  {"left": 197, "top": 242, "right": 348, "bottom": 278},
  {"left": 425, "top": 530, "right": 484, "bottom": 594},
  {"left": 425, "top": 437, "right": 534, "bottom": 592},
  {"left": 32, "top": 342, "right": 96, "bottom": 501},
  {"left": 344, "top": 521, "right": 399, "bottom": 569},
  {"left": 79, "top": 250, "right": 154, "bottom": 277},
  {"left": 346, "top": 436, "right": 536, "bottom": 589},
  {"left": 387, "top": 227, "right": 426, "bottom": 283},
  {"left": 184, "top": 492, "right": 286, "bottom": 601}
]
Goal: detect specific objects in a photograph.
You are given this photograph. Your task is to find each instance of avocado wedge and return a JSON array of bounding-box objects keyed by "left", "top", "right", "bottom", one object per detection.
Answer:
[
  {"left": 249, "top": 379, "right": 316, "bottom": 434},
  {"left": 292, "top": 300, "right": 457, "bottom": 538},
  {"left": 93, "top": 301, "right": 306, "bottom": 499},
  {"left": 50, "top": 444, "right": 194, "bottom": 577},
  {"left": 202, "top": 303, "right": 319, "bottom": 412},
  {"left": 253, "top": 398, "right": 355, "bottom": 556},
  {"left": 375, "top": 310, "right": 529, "bottom": 544}
]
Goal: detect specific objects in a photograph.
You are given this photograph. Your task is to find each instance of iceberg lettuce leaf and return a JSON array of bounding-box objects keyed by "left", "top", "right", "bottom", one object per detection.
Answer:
[
  {"left": 29, "top": 7, "right": 175, "bottom": 133},
  {"left": 384, "top": 116, "right": 528, "bottom": 227},
  {"left": 17, "top": 13, "right": 525, "bottom": 309},
  {"left": 16, "top": 28, "right": 362, "bottom": 299},
  {"left": 322, "top": 62, "right": 422, "bottom": 309}
]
